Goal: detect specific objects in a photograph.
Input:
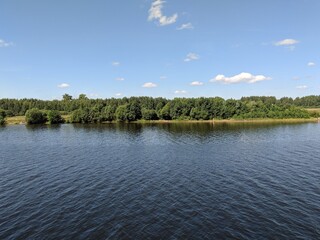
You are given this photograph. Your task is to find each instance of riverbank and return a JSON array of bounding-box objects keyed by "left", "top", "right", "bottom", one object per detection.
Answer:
[
  {"left": 4, "top": 115, "right": 319, "bottom": 125},
  {"left": 135, "top": 118, "right": 319, "bottom": 124}
]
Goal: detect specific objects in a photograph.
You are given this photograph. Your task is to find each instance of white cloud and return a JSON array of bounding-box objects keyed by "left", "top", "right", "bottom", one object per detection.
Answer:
[
  {"left": 177, "top": 23, "right": 194, "bottom": 30},
  {"left": 160, "top": 76, "right": 167, "bottom": 80},
  {"left": 184, "top": 53, "right": 199, "bottom": 62},
  {"left": 274, "top": 39, "right": 299, "bottom": 46},
  {"left": 115, "top": 77, "right": 125, "bottom": 81},
  {"left": 296, "top": 85, "right": 308, "bottom": 89},
  {"left": 142, "top": 82, "right": 157, "bottom": 88},
  {"left": 274, "top": 39, "right": 299, "bottom": 50},
  {"left": 190, "top": 81, "right": 204, "bottom": 86},
  {"left": 115, "top": 93, "right": 122, "bottom": 96},
  {"left": 211, "top": 72, "right": 271, "bottom": 84},
  {"left": 174, "top": 90, "right": 187, "bottom": 94},
  {"left": 308, "top": 62, "right": 316, "bottom": 67},
  {"left": 57, "top": 83, "right": 70, "bottom": 88},
  {"left": 112, "top": 61, "right": 120, "bottom": 66},
  {"left": 0, "top": 39, "right": 13, "bottom": 47},
  {"left": 148, "top": 0, "right": 178, "bottom": 26}
]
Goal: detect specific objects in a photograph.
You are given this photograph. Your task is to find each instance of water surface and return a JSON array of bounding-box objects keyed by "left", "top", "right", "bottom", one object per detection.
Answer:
[{"left": 0, "top": 123, "right": 319, "bottom": 239}]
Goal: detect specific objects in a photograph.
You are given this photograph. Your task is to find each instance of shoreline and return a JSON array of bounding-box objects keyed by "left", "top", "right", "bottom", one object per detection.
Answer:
[{"left": 4, "top": 116, "right": 319, "bottom": 126}]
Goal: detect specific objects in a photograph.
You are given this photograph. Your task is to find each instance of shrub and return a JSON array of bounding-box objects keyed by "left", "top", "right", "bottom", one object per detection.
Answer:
[
  {"left": 0, "top": 109, "right": 6, "bottom": 125},
  {"left": 70, "top": 109, "right": 89, "bottom": 123},
  {"left": 0, "top": 109, "right": 6, "bottom": 118},
  {"left": 0, "top": 117, "right": 5, "bottom": 125},
  {"left": 47, "top": 110, "right": 64, "bottom": 124},
  {"left": 25, "top": 108, "right": 47, "bottom": 124}
]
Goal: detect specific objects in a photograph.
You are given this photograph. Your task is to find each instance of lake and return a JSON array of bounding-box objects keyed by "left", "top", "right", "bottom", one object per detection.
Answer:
[{"left": 0, "top": 123, "right": 319, "bottom": 239}]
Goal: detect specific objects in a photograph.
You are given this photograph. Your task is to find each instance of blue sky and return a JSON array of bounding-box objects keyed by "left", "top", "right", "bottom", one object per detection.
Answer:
[{"left": 0, "top": 0, "right": 319, "bottom": 99}]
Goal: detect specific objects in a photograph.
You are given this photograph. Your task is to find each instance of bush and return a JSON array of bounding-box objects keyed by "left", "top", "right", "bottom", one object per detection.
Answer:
[
  {"left": 47, "top": 110, "right": 64, "bottom": 124},
  {"left": 0, "top": 109, "right": 6, "bottom": 125},
  {"left": 0, "top": 109, "right": 6, "bottom": 118},
  {"left": 70, "top": 109, "right": 90, "bottom": 123},
  {"left": 5, "top": 110, "right": 14, "bottom": 117},
  {"left": 0, "top": 117, "right": 5, "bottom": 125},
  {"left": 25, "top": 108, "right": 47, "bottom": 124}
]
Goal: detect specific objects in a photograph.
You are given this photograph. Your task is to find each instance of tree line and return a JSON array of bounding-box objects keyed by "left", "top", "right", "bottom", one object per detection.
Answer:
[{"left": 0, "top": 94, "right": 319, "bottom": 125}]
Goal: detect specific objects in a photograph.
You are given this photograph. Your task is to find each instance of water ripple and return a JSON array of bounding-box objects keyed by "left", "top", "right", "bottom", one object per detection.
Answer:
[{"left": 0, "top": 123, "right": 320, "bottom": 239}]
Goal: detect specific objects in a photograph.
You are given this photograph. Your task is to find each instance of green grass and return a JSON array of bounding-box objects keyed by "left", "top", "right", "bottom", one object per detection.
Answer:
[
  {"left": 5, "top": 115, "right": 319, "bottom": 125},
  {"left": 6, "top": 116, "right": 26, "bottom": 125},
  {"left": 305, "top": 108, "right": 320, "bottom": 112},
  {"left": 6, "top": 115, "right": 71, "bottom": 125}
]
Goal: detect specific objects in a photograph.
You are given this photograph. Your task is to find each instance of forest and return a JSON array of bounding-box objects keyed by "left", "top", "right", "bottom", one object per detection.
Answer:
[{"left": 0, "top": 94, "right": 320, "bottom": 124}]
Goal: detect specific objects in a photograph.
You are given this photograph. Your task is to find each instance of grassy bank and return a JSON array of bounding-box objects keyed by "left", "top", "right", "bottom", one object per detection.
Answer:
[
  {"left": 134, "top": 118, "right": 319, "bottom": 124},
  {"left": 4, "top": 115, "right": 319, "bottom": 125},
  {"left": 306, "top": 108, "right": 320, "bottom": 113},
  {"left": 5, "top": 116, "right": 26, "bottom": 125},
  {"left": 5, "top": 115, "right": 70, "bottom": 125}
]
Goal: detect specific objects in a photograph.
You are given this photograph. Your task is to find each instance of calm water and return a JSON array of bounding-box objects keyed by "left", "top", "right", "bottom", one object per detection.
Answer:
[{"left": 0, "top": 123, "right": 320, "bottom": 239}]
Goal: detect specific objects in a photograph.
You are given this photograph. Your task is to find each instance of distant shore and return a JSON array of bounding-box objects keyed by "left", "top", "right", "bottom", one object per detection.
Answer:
[{"left": 4, "top": 115, "right": 319, "bottom": 126}]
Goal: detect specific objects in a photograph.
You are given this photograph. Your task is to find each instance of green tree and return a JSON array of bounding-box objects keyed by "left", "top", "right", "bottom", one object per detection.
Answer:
[
  {"left": 170, "top": 98, "right": 193, "bottom": 119},
  {"left": 222, "top": 99, "right": 238, "bottom": 119},
  {"left": 78, "top": 94, "right": 88, "bottom": 100},
  {"left": 62, "top": 94, "right": 73, "bottom": 101},
  {"left": 127, "top": 101, "right": 141, "bottom": 121},
  {"left": 102, "top": 105, "right": 117, "bottom": 121},
  {"left": 159, "top": 103, "right": 171, "bottom": 120},
  {"left": 115, "top": 105, "right": 128, "bottom": 121},
  {"left": 25, "top": 108, "right": 47, "bottom": 124},
  {"left": 142, "top": 108, "right": 158, "bottom": 120},
  {"left": 210, "top": 97, "right": 225, "bottom": 118},
  {"left": 190, "top": 107, "right": 210, "bottom": 120},
  {"left": 70, "top": 108, "right": 92, "bottom": 123},
  {"left": 47, "top": 110, "right": 64, "bottom": 124}
]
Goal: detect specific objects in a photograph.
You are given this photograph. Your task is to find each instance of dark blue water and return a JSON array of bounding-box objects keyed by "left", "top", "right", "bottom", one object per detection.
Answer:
[{"left": 0, "top": 123, "right": 319, "bottom": 239}]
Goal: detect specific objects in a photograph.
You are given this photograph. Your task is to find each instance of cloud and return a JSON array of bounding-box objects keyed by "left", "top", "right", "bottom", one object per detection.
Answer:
[
  {"left": 184, "top": 53, "right": 199, "bottom": 62},
  {"left": 177, "top": 23, "right": 193, "bottom": 30},
  {"left": 211, "top": 72, "right": 271, "bottom": 84},
  {"left": 148, "top": 0, "right": 178, "bottom": 26},
  {"left": 190, "top": 81, "right": 204, "bottom": 86},
  {"left": 296, "top": 85, "right": 308, "bottom": 89},
  {"left": 308, "top": 62, "right": 316, "bottom": 67},
  {"left": 57, "top": 83, "right": 70, "bottom": 88},
  {"left": 112, "top": 61, "right": 120, "bottom": 66},
  {"left": 274, "top": 39, "right": 299, "bottom": 46},
  {"left": 174, "top": 90, "right": 187, "bottom": 94},
  {"left": 115, "top": 93, "right": 122, "bottom": 96},
  {"left": 274, "top": 39, "right": 299, "bottom": 50},
  {"left": 160, "top": 76, "right": 167, "bottom": 80},
  {"left": 142, "top": 82, "right": 157, "bottom": 88},
  {"left": 115, "top": 77, "right": 125, "bottom": 81},
  {"left": 0, "top": 39, "right": 13, "bottom": 47}
]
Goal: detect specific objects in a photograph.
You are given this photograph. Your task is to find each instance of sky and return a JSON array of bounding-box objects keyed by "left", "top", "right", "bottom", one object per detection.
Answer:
[{"left": 0, "top": 0, "right": 319, "bottom": 100}]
